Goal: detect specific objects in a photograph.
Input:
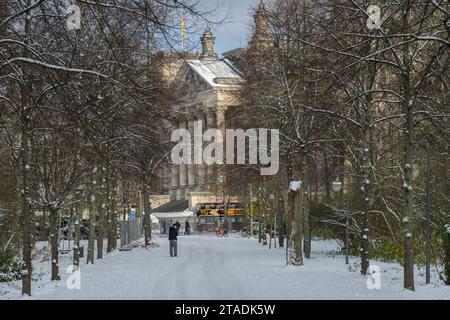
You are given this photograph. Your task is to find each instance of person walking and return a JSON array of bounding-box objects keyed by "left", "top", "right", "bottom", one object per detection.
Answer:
[
  {"left": 184, "top": 220, "right": 190, "bottom": 235},
  {"left": 175, "top": 220, "right": 181, "bottom": 234},
  {"left": 168, "top": 223, "right": 178, "bottom": 257}
]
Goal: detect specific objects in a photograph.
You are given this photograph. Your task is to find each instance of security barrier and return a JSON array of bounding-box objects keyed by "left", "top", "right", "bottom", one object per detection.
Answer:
[{"left": 120, "top": 218, "right": 143, "bottom": 247}]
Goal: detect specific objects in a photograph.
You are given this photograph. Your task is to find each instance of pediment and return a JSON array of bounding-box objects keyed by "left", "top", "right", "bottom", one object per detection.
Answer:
[{"left": 172, "top": 62, "right": 210, "bottom": 96}]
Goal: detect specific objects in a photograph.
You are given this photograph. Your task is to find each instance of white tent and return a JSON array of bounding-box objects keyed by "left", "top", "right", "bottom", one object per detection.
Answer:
[
  {"left": 153, "top": 210, "right": 194, "bottom": 234},
  {"left": 151, "top": 210, "right": 194, "bottom": 220},
  {"left": 150, "top": 214, "right": 160, "bottom": 224}
]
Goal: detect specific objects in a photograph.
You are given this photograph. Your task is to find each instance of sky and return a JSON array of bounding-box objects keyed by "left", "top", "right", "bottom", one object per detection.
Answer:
[{"left": 194, "top": 0, "right": 260, "bottom": 55}]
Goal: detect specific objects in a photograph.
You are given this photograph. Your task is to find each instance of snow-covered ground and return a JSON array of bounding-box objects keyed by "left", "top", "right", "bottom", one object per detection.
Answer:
[{"left": 1, "top": 234, "right": 449, "bottom": 300}]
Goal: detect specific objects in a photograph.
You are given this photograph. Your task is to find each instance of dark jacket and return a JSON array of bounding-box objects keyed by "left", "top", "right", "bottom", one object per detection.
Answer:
[{"left": 168, "top": 226, "right": 178, "bottom": 240}]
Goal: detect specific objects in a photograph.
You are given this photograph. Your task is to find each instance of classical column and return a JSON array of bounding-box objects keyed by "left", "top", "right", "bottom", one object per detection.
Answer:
[
  {"left": 206, "top": 110, "right": 216, "bottom": 184},
  {"left": 171, "top": 164, "right": 179, "bottom": 188},
  {"left": 188, "top": 120, "right": 197, "bottom": 188},
  {"left": 179, "top": 122, "right": 188, "bottom": 188},
  {"left": 216, "top": 107, "right": 227, "bottom": 185},
  {"left": 197, "top": 112, "right": 207, "bottom": 185},
  {"left": 169, "top": 164, "right": 178, "bottom": 200}
]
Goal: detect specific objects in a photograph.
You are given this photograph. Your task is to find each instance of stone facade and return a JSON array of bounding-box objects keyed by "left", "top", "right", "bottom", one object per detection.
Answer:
[{"left": 158, "top": 1, "right": 272, "bottom": 208}]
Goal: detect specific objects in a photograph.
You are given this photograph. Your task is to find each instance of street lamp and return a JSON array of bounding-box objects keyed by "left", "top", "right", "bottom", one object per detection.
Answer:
[{"left": 332, "top": 177, "right": 343, "bottom": 193}]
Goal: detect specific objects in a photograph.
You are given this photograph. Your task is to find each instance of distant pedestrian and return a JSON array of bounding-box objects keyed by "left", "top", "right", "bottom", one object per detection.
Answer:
[
  {"left": 184, "top": 221, "right": 190, "bottom": 235},
  {"left": 175, "top": 220, "right": 181, "bottom": 233},
  {"left": 162, "top": 220, "right": 167, "bottom": 235},
  {"left": 168, "top": 223, "right": 178, "bottom": 257}
]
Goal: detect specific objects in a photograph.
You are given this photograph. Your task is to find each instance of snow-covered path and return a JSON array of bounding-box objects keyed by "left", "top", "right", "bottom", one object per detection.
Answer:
[{"left": 2, "top": 234, "right": 450, "bottom": 300}]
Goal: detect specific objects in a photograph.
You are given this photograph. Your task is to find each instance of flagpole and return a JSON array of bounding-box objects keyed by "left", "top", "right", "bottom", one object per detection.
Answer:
[{"left": 181, "top": 16, "right": 185, "bottom": 51}]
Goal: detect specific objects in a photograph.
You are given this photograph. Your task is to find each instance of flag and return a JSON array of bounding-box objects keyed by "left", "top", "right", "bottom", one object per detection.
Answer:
[{"left": 181, "top": 16, "right": 185, "bottom": 50}]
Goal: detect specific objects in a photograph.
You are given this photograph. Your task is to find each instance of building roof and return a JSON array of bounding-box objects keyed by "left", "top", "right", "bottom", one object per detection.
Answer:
[
  {"left": 222, "top": 48, "right": 246, "bottom": 63},
  {"left": 153, "top": 199, "right": 188, "bottom": 213},
  {"left": 186, "top": 58, "right": 244, "bottom": 88}
]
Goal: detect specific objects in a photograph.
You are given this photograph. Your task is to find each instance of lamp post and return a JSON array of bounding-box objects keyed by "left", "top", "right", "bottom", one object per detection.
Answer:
[
  {"left": 413, "top": 141, "right": 431, "bottom": 284},
  {"left": 269, "top": 193, "right": 275, "bottom": 248}
]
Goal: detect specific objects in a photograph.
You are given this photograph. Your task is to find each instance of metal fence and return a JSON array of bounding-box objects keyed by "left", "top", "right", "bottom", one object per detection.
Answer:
[{"left": 120, "top": 219, "right": 143, "bottom": 248}]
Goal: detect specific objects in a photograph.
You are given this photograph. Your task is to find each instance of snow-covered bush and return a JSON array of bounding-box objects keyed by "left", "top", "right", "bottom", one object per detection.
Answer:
[
  {"left": 0, "top": 248, "right": 21, "bottom": 282},
  {"left": 439, "top": 224, "right": 450, "bottom": 284}
]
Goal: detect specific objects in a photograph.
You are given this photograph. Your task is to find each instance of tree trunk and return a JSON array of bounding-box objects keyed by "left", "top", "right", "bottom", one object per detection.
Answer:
[
  {"left": 359, "top": 32, "right": 378, "bottom": 275},
  {"left": 268, "top": 210, "right": 272, "bottom": 249},
  {"left": 402, "top": 85, "right": 415, "bottom": 291},
  {"left": 86, "top": 165, "right": 97, "bottom": 264},
  {"left": 97, "top": 165, "right": 106, "bottom": 259},
  {"left": 143, "top": 174, "right": 152, "bottom": 246},
  {"left": 108, "top": 169, "right": 118, "bottom": 251},
  {"left": 73, "top": 199, "right": 81, "bottom": 267},
  {"left": 243, "top": 200, "right": 249, "bottom": 233},
  {"left": 249, "top": 186, "right": 254, "bottom": 237},
  {"left": 122, "top": 176, "right": 131, "bottom": 221},
  {"left": 360, "top": 126, "right": 370, "bottom": 275},
  {"left": 291, "top": 186, "right": 304, "bottom": 266},
  {"left": 67, "top": 205, "right": 74, "bottom": 246},
  {"left": 443, "top": 230, "right": 450, "bottom": 285},
  {"left": 262, "top": 200, "right": 267, "bottom": 246},
  {"left": 295, "top": 187, "right": 304, "bottom": 265},
  {"left": 258, "top": 195, "right": 262, "bottom": 243},
  {"left": 287, "top": 191, "right": 294, "bottom": 264},
  {"left": 314, "top": 165, "right": 319, "bottom": 201},
  {"left": 277, "top": 171, "right": 285, "bottom": 248},
  {"left": 20, "top": 119, "right": 32, "bottom": 295},
  {"left": 106, "top": 161, "right": 112, "bottom": 253},
  {"left": 286, "top": 155, "right": 294, "bottom": 255},
  {"left": 136, "top": 187, "right": 142, "bottom": 219},
  {"left": 303, "top": 198, "right": 311, "bottom": 259},
  {"left": 19, "top": 0, "right": 33, "bottom": 295},
  {"left": 302, "top": 153, "right": 311, "bottom": 259},
  {"left": 401, "top": 0, "right": 415, "bottom": 291},
  {"left": 49, "top": 209, "right": 60, "bottom": 281},
  {"left": 324, "top": 156, "right": 331, "bottom": 200}
]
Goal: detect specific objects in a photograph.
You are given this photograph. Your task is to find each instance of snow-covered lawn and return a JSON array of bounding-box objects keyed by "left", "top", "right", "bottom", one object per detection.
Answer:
[{"left": 1, "top": 234, "right": 449, "bottom": 300}]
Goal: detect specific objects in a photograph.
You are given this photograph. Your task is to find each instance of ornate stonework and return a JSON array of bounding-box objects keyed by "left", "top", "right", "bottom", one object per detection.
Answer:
[{"left": 158, "top": 5, "right": 271, "bottom": 207}]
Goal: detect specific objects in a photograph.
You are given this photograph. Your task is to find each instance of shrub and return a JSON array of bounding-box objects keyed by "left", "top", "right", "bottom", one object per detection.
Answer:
[
  {"left": 0, "top": 247, "right": 21, "bottom": 282},
  {"left": 437, "top": 224, "right": 450, "bottom": 284},
  {"left": 371, "top": 237, "right": 403, "bottom": 263}
]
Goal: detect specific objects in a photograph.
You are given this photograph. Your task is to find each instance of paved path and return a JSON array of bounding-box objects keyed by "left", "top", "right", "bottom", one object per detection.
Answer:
[{"left": 10, "top": 234, "right": 450, "bottom": 300}]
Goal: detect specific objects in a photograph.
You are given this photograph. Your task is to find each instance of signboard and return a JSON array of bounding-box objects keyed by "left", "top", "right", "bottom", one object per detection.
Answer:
[
  {"left": 227, "top": 208, "right": 244, "bottom": 216},
  {"left": 197, "top": 203, "right": 244, "bottom": 216},
  {"left": 130, "top": 208, "right": 137, "bottom": 221}
]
